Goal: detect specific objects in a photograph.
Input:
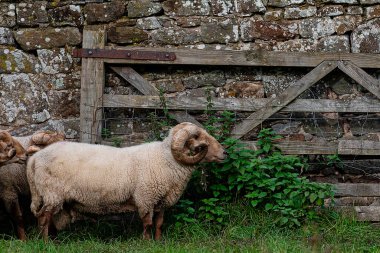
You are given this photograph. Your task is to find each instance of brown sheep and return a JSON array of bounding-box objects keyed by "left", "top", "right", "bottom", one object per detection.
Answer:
[{"left": 0, "top": 131, "right": 64, "bottom": 240}]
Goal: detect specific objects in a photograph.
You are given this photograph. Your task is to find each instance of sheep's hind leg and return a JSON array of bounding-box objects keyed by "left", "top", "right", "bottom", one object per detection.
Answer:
[
  {"left": 6, "top": 200, "right": 27, "bottom": 241},
  {"left": 154, "top": 209, "right": 165, "bottom": 240},
  {"left": 141, "top": 212, "right": 153, "bottom": 240},
  {"left": 37, "top": 207, "right": 55, "bottom": 242}
]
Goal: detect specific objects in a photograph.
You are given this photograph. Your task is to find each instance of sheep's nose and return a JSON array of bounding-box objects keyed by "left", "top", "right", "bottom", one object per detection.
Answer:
[{"left": 223, "top": 150, "right": 228, "bottom": 157}]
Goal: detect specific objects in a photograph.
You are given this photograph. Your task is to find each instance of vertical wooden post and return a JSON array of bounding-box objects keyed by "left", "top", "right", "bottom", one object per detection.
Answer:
[{"left": 80, "top": 29, "right": 106, "bottom": 143}]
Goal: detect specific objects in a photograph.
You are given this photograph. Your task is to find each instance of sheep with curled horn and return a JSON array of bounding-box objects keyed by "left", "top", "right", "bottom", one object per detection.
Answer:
[
  {"left": 0, "top": 130, "right": 65, "bottom": 240},
  {"left": 27, "top": 122, "right": 227, "bottom": 241},
  {"left": 0, "top": 131, "right": 26, "bottom": 164}
]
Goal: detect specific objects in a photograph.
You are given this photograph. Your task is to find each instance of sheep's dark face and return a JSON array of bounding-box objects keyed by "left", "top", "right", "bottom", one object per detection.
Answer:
[{"left": 197, "top": 129, "right": 226, "bottom": 163}]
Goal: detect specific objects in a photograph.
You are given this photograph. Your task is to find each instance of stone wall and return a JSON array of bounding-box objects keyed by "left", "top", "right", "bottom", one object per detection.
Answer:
[{"left": 0, "top": 0, "right": 379, "bottom": 147}]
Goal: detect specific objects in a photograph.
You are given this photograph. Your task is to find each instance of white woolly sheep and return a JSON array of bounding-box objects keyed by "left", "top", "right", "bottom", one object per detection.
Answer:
[
  {"left": 27, "top": 122, "right": 226, "bottom": 240},
  {"left": 0, "top": 131, "right": 65, "bottom": 240}
]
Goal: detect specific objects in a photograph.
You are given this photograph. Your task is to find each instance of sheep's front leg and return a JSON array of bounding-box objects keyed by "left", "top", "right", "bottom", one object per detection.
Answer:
[
  {"left": 154, "top": 209, "right": 165, "bottom": 240},
  {"left": 141, "top": 212, "right": 153, "bottom": 240}
]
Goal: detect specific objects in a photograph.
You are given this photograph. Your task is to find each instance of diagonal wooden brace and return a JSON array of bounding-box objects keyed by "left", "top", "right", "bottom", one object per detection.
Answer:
[
  {"left": 110, "top": 66, "right": 202, "bottom": 126},
  {"left": 231, "top": 60, "right": 338, "bottom": 139},
  {"left": 337, "top": 61, "right": 380, "bottom": 100}
]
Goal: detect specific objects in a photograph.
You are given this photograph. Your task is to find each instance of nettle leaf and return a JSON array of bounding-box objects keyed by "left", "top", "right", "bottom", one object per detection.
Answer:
[
  {"left": 265, "top": 203, "right": 274, "bottom": 211},
  {"left": 263, "top": 143, "right": 271, "bottom": 153},
  {"left": 250, "top": 200, "right": 259, "bottom": 207},
  {"left": 309, "top": 193, "right": 318, "bottom": 203},
  {"left": 258, "top": 192, "right": 267, "bottom": 198}
]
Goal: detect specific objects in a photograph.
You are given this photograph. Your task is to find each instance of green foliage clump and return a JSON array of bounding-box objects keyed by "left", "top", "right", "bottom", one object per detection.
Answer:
[
  {"left": 175, "top": 118, "right": 333, "bottom": 228},
  {"left": 141, "top": 89, "right": 334, "bottom": 228}
]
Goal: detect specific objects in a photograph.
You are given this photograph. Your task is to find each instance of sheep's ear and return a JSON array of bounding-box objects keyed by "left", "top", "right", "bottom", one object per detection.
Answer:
[
  {"left": 12, "top": 137, "right": 27, "bottom": 160},
  {"left": 27, "top": 145, "right": 41, "bottom": 155}
]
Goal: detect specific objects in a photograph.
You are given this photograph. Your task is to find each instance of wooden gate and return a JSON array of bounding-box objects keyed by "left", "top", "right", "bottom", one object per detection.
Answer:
[
  {"left": 75, "top": 28, "right": 380, "bottom": 221},
  {"left": 76, "top": 29, "right": 380, "bottom": 156}
]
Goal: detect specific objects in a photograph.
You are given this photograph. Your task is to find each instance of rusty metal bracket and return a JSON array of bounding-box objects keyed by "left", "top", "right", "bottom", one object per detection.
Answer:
[{"left": 72, "top": 48, "right": 176, "bottom": 61}]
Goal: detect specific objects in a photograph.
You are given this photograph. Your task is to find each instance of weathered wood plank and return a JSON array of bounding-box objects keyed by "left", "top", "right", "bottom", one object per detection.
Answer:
[
  {"left": 103, "top": 94, "right": 380, "bottom": 113},
  {"left": 354, "top": 206, "right": 380, "bottom": 221},
  {"left": 243, "top": 141, "right": 338, "bottom": 155},
  {"left": 244, "top": 140, "right": 380, "bottom": 155},
  {"left": 80, "top": 29, "right": 106, "bottom": 143},
  {"left": 335, "top": 206, "right": 380, "bottom": 221},
  {"left": 102, "top": 47, "right": 380, "bottom": 68},
  {"left": 334, "top": 183, "right": 380, "bottom": 197},
  {"left": 110, "top": 66, "right": 202, "bottom": 126},
  {"left": 110, "top": 66, "right": 159, "bottom": 95},
  {"left": 339, "top": 140, "right": 380, "bottom": 156},
  {"left": 326, "top": 197, "right": 380, "bottom": 207},
  {"left": 338, "top": 61, "right": 380, "bottom": 99},
  {"left": 231, "top": 61, "right": 338, "bottom": 139}
]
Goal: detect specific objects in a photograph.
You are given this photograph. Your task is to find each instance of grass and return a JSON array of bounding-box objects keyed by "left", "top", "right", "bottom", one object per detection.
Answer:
[{"left": 1, "top": 205, "right": 380, "bottom": 253}]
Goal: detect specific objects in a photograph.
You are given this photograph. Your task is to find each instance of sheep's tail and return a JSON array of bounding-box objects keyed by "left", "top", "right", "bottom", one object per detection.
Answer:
[{"left": 26, "top": 156, "right": 42, "bottom": 216}]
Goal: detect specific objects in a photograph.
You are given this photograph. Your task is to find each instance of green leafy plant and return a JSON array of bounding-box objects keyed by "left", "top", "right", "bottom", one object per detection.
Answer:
[
  {"left": 177, "top": 115, "right": 333, "bottom": 228},
  {"left": 325, "top": 154, "right": 343, "bottom": 169},
  {"left": 101, "top": 128, "right": 112, "bottom": 139},
  {"left": 111, "top": 136, "right": 123, "bottom": 147},
  {"left": 147, "top": 88, "right": 175, "bottom": 141}
]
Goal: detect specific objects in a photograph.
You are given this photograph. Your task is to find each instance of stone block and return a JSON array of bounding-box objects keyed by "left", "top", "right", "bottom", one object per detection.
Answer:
[
  {"left": 48, "top": 5, "right": 83, "bottom": 27},
  {"left": 46, "top": 72, "right": 81, "bottom": 91},
  {"left": 324, "top": 0, "right": 358, "bottom": 3},
  {"left": 84, "top": 1, "right": 125, "bottom": 24},
  {"left": 0, "top": 73, "right": 49, "bottom": 125},
  {"left": 351, "top": 18, "right": 380, "bottom": 53},
  {"left": 200, "top": 18, "right": 239, "bottom": 43},
  {"left": 263, "top": 10, "right": 283, "bottom": 21},
  {"left": 284, "top": 6, "right": 317, "bottom": 19},
  {"left": 218, "top": 81, "right": 264, "bottom": 98},
  {"left": 37, "top": 48, "right": 74, "bottom": 74},
  {"left": 319, "top": 5, "right": 344, "bottom": 17},
  {"left": 176, "top": 17, "right": 201, "bottom": 27},
  {"left": 183, "top": 70, "right": 225, "bottom": 89},
  {"left": 0, "top": 27, "right": 14, "bottom": 45},
  {"left": 299, "top": 17, "right": 335, "bottom": 39},
  {"left": 365, "top": 5, "right": 380, "bottom": 20},
  {"left": 210, "top": 0, "right": 233, "bottom": 16},
  {"left": 0, "top": 48, "right": 41, "bottom": 73},
  {"left": 334, "top": 15, "right": 362, "bottom": 35},
  {"left": 16, "top": 1, "right": 48, "bottom": 26},
  {"left": 47, "top": 90, "right": 80, "bottom": 119},
  {"left": 152, "top": 79, "right": 185, "bottom": 93},
  {"left": 234, "top": 0, "right": 266, "bottom": 16},
  {"left": 273, "top": 38, "right": 317, "bottom": 52},
  {"left": 136, "top": 17, "right": 162, "bottom": 30},
  {"left": 151, "top": 27, "right": 201, "bottom": 45},
  {"left": 241, "top": 18, "right": 298, "bottom": 41},
  {"left": 0, "top": 3, "right": 16, "bottom": 27},
  {"left": 316, "top": 35, "right": 350, "bottom": 52},
  {"left": 127, "top": 0, "right": 162, "bottom": 18},
  {"left": 10, "top": 118, "right": 80, "bottom": 140},
  {"left": 360, "top": 0, "right": 380, "bottom": 3},
  {"left": 267, "top": 0, "right": 304, "bottom": 7},
  {"left": 346, "top": 6, "right": 363, "bottom": 15},
  {"left": 107, "top": 26, "right": 149, "bottom": 44},
  {"left": 13, "top": 27, "right": 81, "bottom": 51},
  {"left": 163, "top": 0, "right": 210, "bottom": 16}
]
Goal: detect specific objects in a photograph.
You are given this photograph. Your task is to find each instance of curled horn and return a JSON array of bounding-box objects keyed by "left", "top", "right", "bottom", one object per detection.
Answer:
[
  {"left": 0, "top": 131, "right": 26, "bottom": 162},
  {"left": 171, "top": 124, "right": 208, "bottom": 165},
  {"left": 31, "top": 132, "right": 64, "bottom": 146}
]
